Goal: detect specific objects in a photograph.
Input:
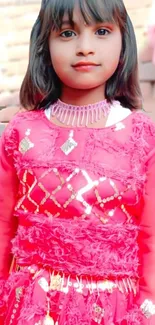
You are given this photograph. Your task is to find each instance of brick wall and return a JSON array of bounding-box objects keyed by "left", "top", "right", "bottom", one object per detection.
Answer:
[
  {"left": 0, "top": 0, "right": 154, "bottom": 112},
  {"left": 0, "top": 0, "right": 40, "bottom": 106},
  {"left": 124, "top": 0, "right": 152, "bottom": 48}
]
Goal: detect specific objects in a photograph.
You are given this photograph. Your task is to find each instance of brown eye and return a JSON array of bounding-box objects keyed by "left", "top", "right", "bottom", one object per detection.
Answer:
[
  {"left": 60, "top": 30, "right": 76, "bottom": 38},
  {"left": 96, "top": 28, "right": 110, "bottom": 36}
]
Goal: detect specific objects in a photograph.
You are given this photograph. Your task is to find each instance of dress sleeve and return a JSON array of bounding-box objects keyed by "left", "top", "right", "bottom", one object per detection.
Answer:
[
  {"left": 0, "top": 125, "right": 19, "bottom": 278},
  {"left": 137, "top": 149, "right": 155, "bottom": 323}
]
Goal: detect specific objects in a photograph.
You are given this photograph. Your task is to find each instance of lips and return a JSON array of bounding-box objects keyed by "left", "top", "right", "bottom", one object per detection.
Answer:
[
  {"left": 73, "top": 62, "right": 99, "bottom": 67},
  {"left": 72, "top": 62, "right": 100, "bottom": 72}
]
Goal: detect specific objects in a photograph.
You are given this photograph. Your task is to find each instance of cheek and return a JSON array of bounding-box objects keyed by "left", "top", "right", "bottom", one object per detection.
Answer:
[
  {"left": 49, "top": 49, "right": 71, "bottom": 84},
  {"left": 49, "top": 48, "right": 72, "bottom": 82},
  {"left": 50, "top": 50, "right": 60, "bottom": 67},
  {"left": 104, "top": 38, "right": 122, "bottom": 66},
  {"left": 49, "top": 42, "right": 65, "bottom": 68},
  {"left": 113, "top": 37, "right": 122, "bottom": 59}
]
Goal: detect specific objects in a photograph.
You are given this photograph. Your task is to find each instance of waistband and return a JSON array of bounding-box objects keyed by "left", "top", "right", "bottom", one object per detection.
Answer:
[
  {"left": 38, "top": 271, "right": 138, "bottom": 295},
  {"left": 45, "top": 271, "right": 138, "bottom": 296},
  {"left": 10, "top": 258, "right": 138, "bottom": 296}
]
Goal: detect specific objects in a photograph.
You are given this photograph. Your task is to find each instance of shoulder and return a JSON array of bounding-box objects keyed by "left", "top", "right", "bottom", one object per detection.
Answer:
[
  {"left": 4, "top": 110, "right": 44, "bottom": 134},
  {"left": 132, "top": 110, "right": 155, "bottom": 126},
  {"left": 2, "top": 110, "right": 44, "bottom": 155},
  {"left": 131, "top": 110, "right": 155, "bottom": 155},
  {"left": 10, "top": 109, "right": 43, "bottom": 124},
  {"left": 131, "top": 110, "right": 155, "bottom": 136}
]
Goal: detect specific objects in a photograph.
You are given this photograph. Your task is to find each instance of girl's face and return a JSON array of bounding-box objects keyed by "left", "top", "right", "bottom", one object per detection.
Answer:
[{"left": 49, "top": 5, "right": 122, "bottom": 93}]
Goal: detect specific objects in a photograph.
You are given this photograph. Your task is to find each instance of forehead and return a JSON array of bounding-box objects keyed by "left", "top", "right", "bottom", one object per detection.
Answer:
[{"left": 49, "top": 0, "right": 121, "bottom": 29}]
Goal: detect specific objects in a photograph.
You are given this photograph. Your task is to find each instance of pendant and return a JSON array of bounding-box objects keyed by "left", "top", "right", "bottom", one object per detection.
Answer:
[
  {"left": 43, "top": 315, "right": 55, "bottom": 325},
  {"left": 61, "top": 130, "right": 77, "bottom": 155},
  {"left": 44, "top": 296, "right": 56, "bottom": 325},
  {"left": 19, "top": 129, "right": 34, "bottom": 154}
]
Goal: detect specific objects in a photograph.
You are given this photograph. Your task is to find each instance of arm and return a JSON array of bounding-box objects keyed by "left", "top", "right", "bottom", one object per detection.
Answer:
[
  {"left": 137, "top": 150, "right": 155, "bottom": 322},
  {"left": 0, "top": 126, "right": 19, "bottom": 277}
]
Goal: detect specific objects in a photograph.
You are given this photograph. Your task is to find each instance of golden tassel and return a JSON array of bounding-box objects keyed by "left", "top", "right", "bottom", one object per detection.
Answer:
[
  {"left": 43, "top": 297, "right": 55, "bottom": 325},
  {"left": 43, "top": 314, "right": 55, "bottom": 325}
]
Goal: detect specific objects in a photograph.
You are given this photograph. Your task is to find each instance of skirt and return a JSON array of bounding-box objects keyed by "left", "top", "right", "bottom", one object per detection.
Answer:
[{"left": 0, "top": 265, "right": 143, "bottom": 325}]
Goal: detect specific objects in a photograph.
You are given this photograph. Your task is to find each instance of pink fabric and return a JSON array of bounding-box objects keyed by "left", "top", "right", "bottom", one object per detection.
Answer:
[{"left": 0, "top": 109, "right": 155, "bottom": 324}]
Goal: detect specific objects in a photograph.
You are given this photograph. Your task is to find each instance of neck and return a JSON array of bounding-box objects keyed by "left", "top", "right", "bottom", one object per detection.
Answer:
[{"left": 60, "top": 85, "right": 106, "bottom": 106}]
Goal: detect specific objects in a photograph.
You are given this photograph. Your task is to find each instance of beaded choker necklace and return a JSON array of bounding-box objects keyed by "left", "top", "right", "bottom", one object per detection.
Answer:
[{"left": 50, "top": 99, "right": 111, "bottom": 127}]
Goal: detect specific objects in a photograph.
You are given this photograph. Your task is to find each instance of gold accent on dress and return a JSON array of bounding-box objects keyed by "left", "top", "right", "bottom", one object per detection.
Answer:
[
  {"left": 92, "top": 303, "right": 105, "bottom": 324},
  {"left": 49, "top": 273, "right": 62, "bottom": 291},
  {"left": 15, "top": 167, "right": 135, "bottom": 223},
  {"left": 19, "top": 129, "right": 34, "bottom": 154},
  {"left": 61, "top": 130, "right": 77, "bottom": 155},
  {"left": 15, "top": 287, "right": 23, "bottom": 302},
  {"left": 43, "top": 315, "right": 55, "bottom": 325}
]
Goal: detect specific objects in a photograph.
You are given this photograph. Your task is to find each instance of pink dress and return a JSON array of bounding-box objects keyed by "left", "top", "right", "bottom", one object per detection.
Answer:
[{"left": 0, "top": 108, "right": 155, "bottom": 325}]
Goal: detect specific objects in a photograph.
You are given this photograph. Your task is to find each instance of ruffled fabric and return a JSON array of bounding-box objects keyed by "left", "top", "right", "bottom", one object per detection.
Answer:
[
  {"left": 0, "top": 278, "right": 6, "bottom": 316},
  {"left": 12, "top": 212, "right": 139, "bottom": 278}
]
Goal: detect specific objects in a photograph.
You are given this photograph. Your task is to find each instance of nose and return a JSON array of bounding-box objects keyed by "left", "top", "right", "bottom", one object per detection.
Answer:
[{"left": 76, "top": 32, "right": 95, "bottom": 57}]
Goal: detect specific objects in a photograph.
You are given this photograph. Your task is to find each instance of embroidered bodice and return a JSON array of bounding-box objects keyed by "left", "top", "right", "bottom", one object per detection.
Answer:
[{"left": 1, "top": 106, "right": 155, "bottom": 324}]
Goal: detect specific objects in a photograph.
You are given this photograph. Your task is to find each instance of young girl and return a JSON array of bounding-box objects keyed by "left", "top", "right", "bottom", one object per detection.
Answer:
[{"left": 0, "top": 0, "right": 155, "bottom": 324}]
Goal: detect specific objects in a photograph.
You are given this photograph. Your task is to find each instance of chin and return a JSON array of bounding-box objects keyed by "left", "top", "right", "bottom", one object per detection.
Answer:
[
  {"left": 61, "top": 75, "right": 103, "bottom": 90},
  {"left": 68, "top": 82, "right": 102, "bottom": 90}
]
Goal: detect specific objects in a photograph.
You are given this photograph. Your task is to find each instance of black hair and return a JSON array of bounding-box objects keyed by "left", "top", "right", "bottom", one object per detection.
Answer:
[{"left": 20, "top": 0, "right": 142, "bottom": 110}]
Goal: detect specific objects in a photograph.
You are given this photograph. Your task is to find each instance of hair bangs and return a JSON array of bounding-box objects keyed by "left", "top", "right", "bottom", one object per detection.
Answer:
[
  {"left": 44, "top": 0, "right": 77, "bottom": 31},
  {"left": 79, "top": 0, "right": 123, "bottom": 26},
  {"left": 42, "top": 0, "right": 126, "bottom": 32}
]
